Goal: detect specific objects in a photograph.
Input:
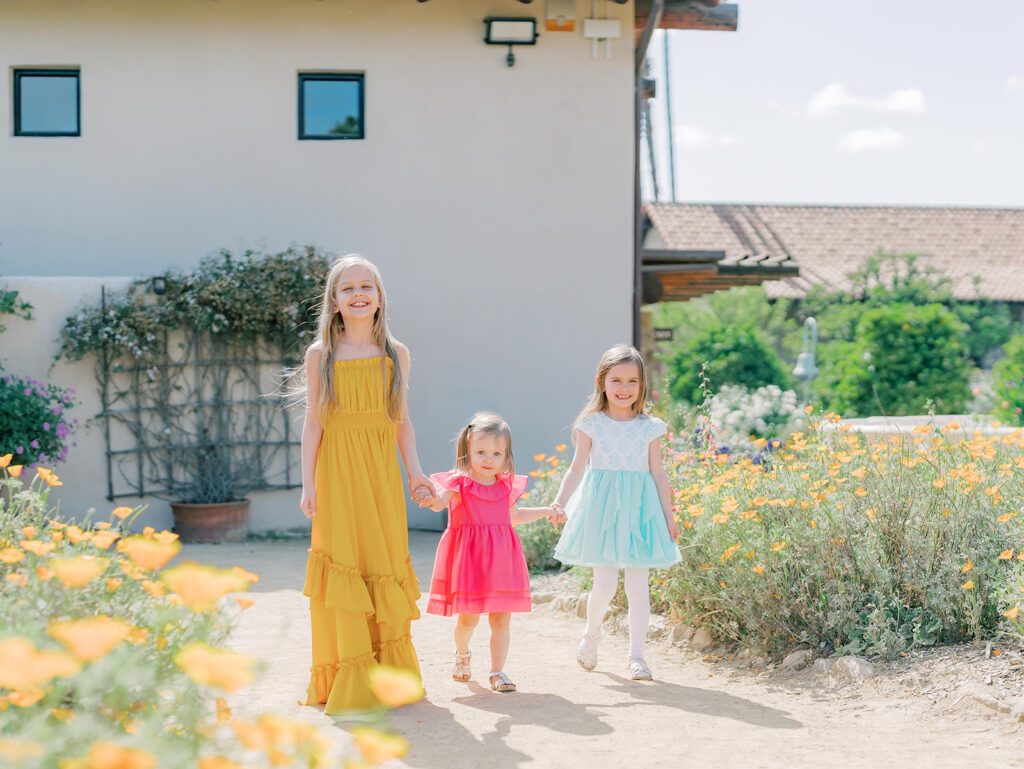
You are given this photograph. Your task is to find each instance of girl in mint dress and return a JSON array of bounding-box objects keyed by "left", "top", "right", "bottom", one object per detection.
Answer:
[{"left": 551, "top": 345, "right": 680, "bottom": 681}]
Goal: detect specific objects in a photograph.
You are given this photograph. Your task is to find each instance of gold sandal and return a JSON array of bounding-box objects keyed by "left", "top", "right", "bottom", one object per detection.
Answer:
[
  {"left": 489, "top": 671, "right": 516, "bottom": 693},
  {"left": 452, "top": 651, "right": 471, "bottom": 682}
]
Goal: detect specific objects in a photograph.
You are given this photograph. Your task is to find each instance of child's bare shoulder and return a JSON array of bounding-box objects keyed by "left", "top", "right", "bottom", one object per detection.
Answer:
[{"left": 305, "top": 342, "right": 324, "bottom": 364}]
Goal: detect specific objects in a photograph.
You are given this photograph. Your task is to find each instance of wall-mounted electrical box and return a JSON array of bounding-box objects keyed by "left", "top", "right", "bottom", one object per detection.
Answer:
[{"left": 546, "top": 0, "right": 576, "bottom": 31}]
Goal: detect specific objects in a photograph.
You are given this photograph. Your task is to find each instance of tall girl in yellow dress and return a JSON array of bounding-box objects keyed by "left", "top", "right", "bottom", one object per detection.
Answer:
[{"left": 299, "top": 254, "right": 433, "bottom": 713}]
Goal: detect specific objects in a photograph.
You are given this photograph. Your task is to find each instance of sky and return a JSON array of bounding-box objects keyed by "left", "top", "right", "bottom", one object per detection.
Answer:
[{"left": 641, "top": 0, "right": 1024, "bottom": 206}]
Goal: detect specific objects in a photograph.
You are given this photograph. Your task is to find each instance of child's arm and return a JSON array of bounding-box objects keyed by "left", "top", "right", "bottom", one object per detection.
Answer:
[
  {"left": 510, "top": 504, "right": 560, "bottom": 526},
  {"left": 550, "top": 432, "right": 593, "bottom": 514},
  {"left": 299, "top": 344, "right": 325, "bottom": 519},
  {"left": 391, "top": 342, "right": 433, "bottom": 503},
  {"left": 649, "top": 437, "right": 680, "bottom": 541}
]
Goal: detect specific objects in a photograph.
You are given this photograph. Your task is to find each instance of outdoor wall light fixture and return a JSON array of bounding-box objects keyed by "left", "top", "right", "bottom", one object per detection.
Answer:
[
  {"left": 483, "top": 17, "right": 538, "bottom": 67},
  {"left": 150, "top": 276, "right": 167, "bottom": 296}
]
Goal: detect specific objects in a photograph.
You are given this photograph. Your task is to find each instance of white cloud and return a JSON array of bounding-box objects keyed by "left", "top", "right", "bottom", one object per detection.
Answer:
[
  {"left": 838, "top": 128, "right": 907, "bottom": 153},
  {"left": 1007, "top": 75, "right": 1024, "bottom": 92},
  {"left": 673, "top": 124, "right": 742, "bottom": 148},
  {"left": 807, "top": 83, "right": 925, "bottom": 117}
]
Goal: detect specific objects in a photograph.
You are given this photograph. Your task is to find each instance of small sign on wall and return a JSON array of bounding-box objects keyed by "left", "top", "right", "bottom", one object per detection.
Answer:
[
  {"left": 654, "top": 328, "right": 674, "bottom": 342},
  {"left": 546, "top": 0, "right": 576, "bottom": 31}
]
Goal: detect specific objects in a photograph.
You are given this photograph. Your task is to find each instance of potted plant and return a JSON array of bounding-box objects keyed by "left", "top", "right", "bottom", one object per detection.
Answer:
[{"left": 165, "top": 433, "right": 259, "bottom": 543}]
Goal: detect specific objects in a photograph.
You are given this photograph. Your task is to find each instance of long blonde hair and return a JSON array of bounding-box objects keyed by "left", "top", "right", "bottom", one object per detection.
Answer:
[
  {"left": 454, "top": 411, "right": 515, "bottom": 476},
  {"left": 573, "top": 345, "right": 649, "bottom": 438},
  {"left": 311, "top": 255, "right": 405, "bottom": 424}
]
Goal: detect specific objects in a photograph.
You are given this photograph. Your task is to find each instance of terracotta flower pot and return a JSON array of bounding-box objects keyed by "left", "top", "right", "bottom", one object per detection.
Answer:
[{"left": 170, "top": 499, "right": 250, "bottom": 543}]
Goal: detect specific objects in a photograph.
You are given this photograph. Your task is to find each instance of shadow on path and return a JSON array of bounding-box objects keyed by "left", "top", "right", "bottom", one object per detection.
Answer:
[
  {"left": 595, "top": 671, "right": 803, "bottom": 729},
  {"left": 388, "top": 697, "right": 533, "bottom": 769}
]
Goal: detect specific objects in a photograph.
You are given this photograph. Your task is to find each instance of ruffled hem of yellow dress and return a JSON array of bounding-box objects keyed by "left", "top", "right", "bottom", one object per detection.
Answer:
[
  {"left": 304, "top": 635, "right": 420, "bottom": 713},
  {"left": 302, "top": 549, "right": 421, "bottom": 624}
]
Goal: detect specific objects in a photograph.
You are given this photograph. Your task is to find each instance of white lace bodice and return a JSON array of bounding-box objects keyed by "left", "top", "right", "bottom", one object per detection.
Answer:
[{"left": 576, "top": 412, "right": 667, "bottom": 472}]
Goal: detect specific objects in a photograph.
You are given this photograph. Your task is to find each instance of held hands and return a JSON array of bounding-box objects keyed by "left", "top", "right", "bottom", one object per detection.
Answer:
[
  {"left": 667, "top": 516, "right": 680, "bottom": 542},
  {"left": 547, "top": 502, "right": 568, "bottom": 529},
  {"left": 409, "top": 475, "right": 436, "bottom": 507}
]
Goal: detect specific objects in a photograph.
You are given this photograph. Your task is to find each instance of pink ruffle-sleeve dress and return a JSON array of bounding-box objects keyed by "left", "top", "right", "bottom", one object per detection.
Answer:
[{"left": 426, "top": 472, "right": 532, "bottom": 616}]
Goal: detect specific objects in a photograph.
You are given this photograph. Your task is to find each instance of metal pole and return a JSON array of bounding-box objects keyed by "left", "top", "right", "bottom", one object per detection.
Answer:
[{"left": 663, "top": 30, "right": 677, "bottom": 202}]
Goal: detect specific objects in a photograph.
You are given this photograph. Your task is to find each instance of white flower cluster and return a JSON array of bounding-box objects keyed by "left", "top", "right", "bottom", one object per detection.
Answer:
[{"left": 708, "top": 384, "right": 804, "bottom": 454}]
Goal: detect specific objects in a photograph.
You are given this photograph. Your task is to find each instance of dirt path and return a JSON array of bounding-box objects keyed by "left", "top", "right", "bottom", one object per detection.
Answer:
[{"left": 184, "top": 533, "right": 1023, "bottom": 769}]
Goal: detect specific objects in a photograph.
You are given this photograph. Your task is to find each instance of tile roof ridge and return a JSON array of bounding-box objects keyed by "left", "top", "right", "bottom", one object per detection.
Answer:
[{"left": 645, "top": 201, "right": 1024, "bottom": 213}]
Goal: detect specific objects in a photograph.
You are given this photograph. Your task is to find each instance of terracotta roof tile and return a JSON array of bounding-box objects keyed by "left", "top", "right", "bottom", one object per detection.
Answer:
[{"left": 644, "top": 203, "right": 1024, "bottom": 302}]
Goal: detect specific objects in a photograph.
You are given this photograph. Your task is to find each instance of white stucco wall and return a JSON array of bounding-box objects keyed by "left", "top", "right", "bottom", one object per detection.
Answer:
[{"left": 0, "top": 0, "right": 636, "bottom": 530}]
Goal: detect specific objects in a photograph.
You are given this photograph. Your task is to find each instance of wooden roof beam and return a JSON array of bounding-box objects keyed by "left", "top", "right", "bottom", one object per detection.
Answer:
[{"left": 636, "top": 1, "right": 739, "bottom": 35}]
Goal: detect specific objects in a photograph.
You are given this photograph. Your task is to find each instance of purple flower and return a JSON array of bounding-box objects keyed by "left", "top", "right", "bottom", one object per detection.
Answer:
[
  {"left": 24, "top": 387, "right": 31, "bottom": 396},
  {"left": 30, "top": 440, "right": 39, "bottom": 449},
  {"left": 43, "top": 422, "right": 50, "bottom": 431},
  {"left": 15, "top": 446, "right": 23, "bottom": 454},
  {"left": 52, "top": 406, "right": 62, "bottom": 416},
  {"left": 64, "top": 394, "right": 71, "bottom": 403}
]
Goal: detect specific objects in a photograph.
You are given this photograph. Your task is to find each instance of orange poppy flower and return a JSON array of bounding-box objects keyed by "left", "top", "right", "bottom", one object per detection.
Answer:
[
  {"left": 48, "top": 616, "right": 136, "bottom": 661},
  {"left": 90, "top": 530, "right": 121, "bottom": 550},
  {"left": 85, "top": 742, "right": 156, "bottom": 769},
  {"left": 116, "top": 536, "right": 181, "bottom": 572},
  {"left": 351, "top": 727, "right": 409, "bottom": 765},
  {"left": 176, "top": 643, "right": 256, "bottom": 693},
  {"left": 0, "top": 454, "right": 12, "bottom": 468},
  {"left": 0, "top": 638, "right": 81, "bottom": 689},
  {"left": 367, "top": 665, "right": 425, "bottom": 707},
  {"left": 7, "top": 465, "right": 23, "bottom": 477},
  {"left": 112, "top": 506, "right": 134, "bottom": 520},
  {"left": 0, "top": 548, "right": 24, "bottom": 564},
  {"left": 20, "top": 540, "right": 55, "bottom": 556},
  {"left": 160, "top": 562, "right": 249, "bottom": 612},
  {"left": 50, "top": 556, "right": 109, "bottom": 588}
]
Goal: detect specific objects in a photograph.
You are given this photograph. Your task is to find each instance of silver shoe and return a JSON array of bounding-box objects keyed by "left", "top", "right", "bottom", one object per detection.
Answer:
[
  {"left": 628, "top": 657, "right": 652, "bottom": 680},
  {"left": 577, "top": 634, "right": 598, "bottom": 671}
]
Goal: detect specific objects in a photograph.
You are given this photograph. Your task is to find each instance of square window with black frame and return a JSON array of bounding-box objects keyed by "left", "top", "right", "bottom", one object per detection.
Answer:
[
  {"left": 298, "top": 73, "right": 364, "bottom": 140},
  {"left": 14, "top": 69, "right": 80, "bottom": 137}
]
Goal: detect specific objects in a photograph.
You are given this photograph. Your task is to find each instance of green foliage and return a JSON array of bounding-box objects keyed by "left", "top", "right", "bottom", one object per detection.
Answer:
[
  {"left": 804, "top": 251, "right": 1015, "bottom": 366},
  {"left": 667, "top": 323, "right": 791, "bottom": 405},
  {"left": 0, "top": 286, "right": 33, "bottom": 335},
  {"left": 0, "top": 372, "right": 77, "bottom": 466},
  {"left": 659, "top": 418, "right": 1024, "bottom": 659},
  {"left": 991, "top": 334, "right": 1024, "bottom": 425},
  {"left": 59, "top": 247, "right": 332, "bottom": 363},
  {"left": 517, "top": 446, "right": 571, "bottom": 573},
  {"left": 815, "top": 303, "right": 970, "bottom": 416}
]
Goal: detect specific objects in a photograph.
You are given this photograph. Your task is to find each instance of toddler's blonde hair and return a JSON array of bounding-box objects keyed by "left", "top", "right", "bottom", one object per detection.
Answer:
[{"left": 454, "top": 411, "right": 515, "bottom": 476}]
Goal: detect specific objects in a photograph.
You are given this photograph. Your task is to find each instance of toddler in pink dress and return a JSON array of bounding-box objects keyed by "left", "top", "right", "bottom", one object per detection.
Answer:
[{"left": 421, "top": 411, "right": 563, "bottom": 692}]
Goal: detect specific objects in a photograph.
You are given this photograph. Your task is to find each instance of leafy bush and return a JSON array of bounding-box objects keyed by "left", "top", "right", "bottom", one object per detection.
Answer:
[
  {"left": 991, "top": 334, "right": 1024, "bottom": 425},
  {"left": 59, "top": 247, "right": 331, "bottom": 363},
  {"left": 517, "top": 446, "right": 570, "bottom": 572},
  {"left": 803, "top": 251, "right": 1016, "bottom": 367},
  {"left": 0, "top": 373, "right": 77, "bottom": 466},
  {"left": 0, "top": 463, "right": 417, "bottom": 767},
  {"left": 815, "top": 303, "right": 970, "bottom": 417},
  {"left": 659, "top": 413, "right": 1024, "bottom": 659},
  {"left": 667, "top": 324, "right": 791, "bottom": 405}
]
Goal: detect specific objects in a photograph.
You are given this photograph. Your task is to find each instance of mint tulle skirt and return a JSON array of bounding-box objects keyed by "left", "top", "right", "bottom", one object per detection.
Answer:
[{"left": 554, "top": 469, "right": 681, "bottom": 569}]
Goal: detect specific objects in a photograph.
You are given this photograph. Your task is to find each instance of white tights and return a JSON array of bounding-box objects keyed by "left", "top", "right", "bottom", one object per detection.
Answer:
[{"left": 584, "top": 567, "right": 650, "bottom": 660}]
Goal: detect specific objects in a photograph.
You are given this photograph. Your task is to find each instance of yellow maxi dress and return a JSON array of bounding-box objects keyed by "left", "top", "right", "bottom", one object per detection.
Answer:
[{"left": 303, "top": 357, "right": 421, "bottom": 713}]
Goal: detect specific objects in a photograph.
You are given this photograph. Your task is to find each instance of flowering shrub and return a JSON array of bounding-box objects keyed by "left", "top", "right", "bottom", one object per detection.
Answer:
[
  {"left": 991, "top": 333, "right": 1024, "bottom": 425},
  {"left": 0, "top": 285, "right": 32, "bottom": 335},
  {"left": 517, "top": 445, "right": 570, "bottom": 572},
  {"left": 707, "top": 385, "right": 804, "bottom": 457},
  {"left": 659, "top": 412, "right": 1024, "bottom": 659},
  {"left": 0, "top": 460, "right": 418, "bottom": 767},
  {"left": 59, "top": 247, "right": 332, "bottom": 362},
  {"left": 0, "top": 373, "right": 77, "bottom": 466}
]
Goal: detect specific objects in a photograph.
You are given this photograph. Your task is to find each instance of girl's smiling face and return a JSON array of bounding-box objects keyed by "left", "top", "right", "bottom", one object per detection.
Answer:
[
  {"left": 602, "top": 362, "right": 642, "bottom": 412},
  {"left": 467, "top": 431, "right": 508, "bottom": 483},
  {"left": 334, "top": 265, "right": 380, "bottom": 320}
]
